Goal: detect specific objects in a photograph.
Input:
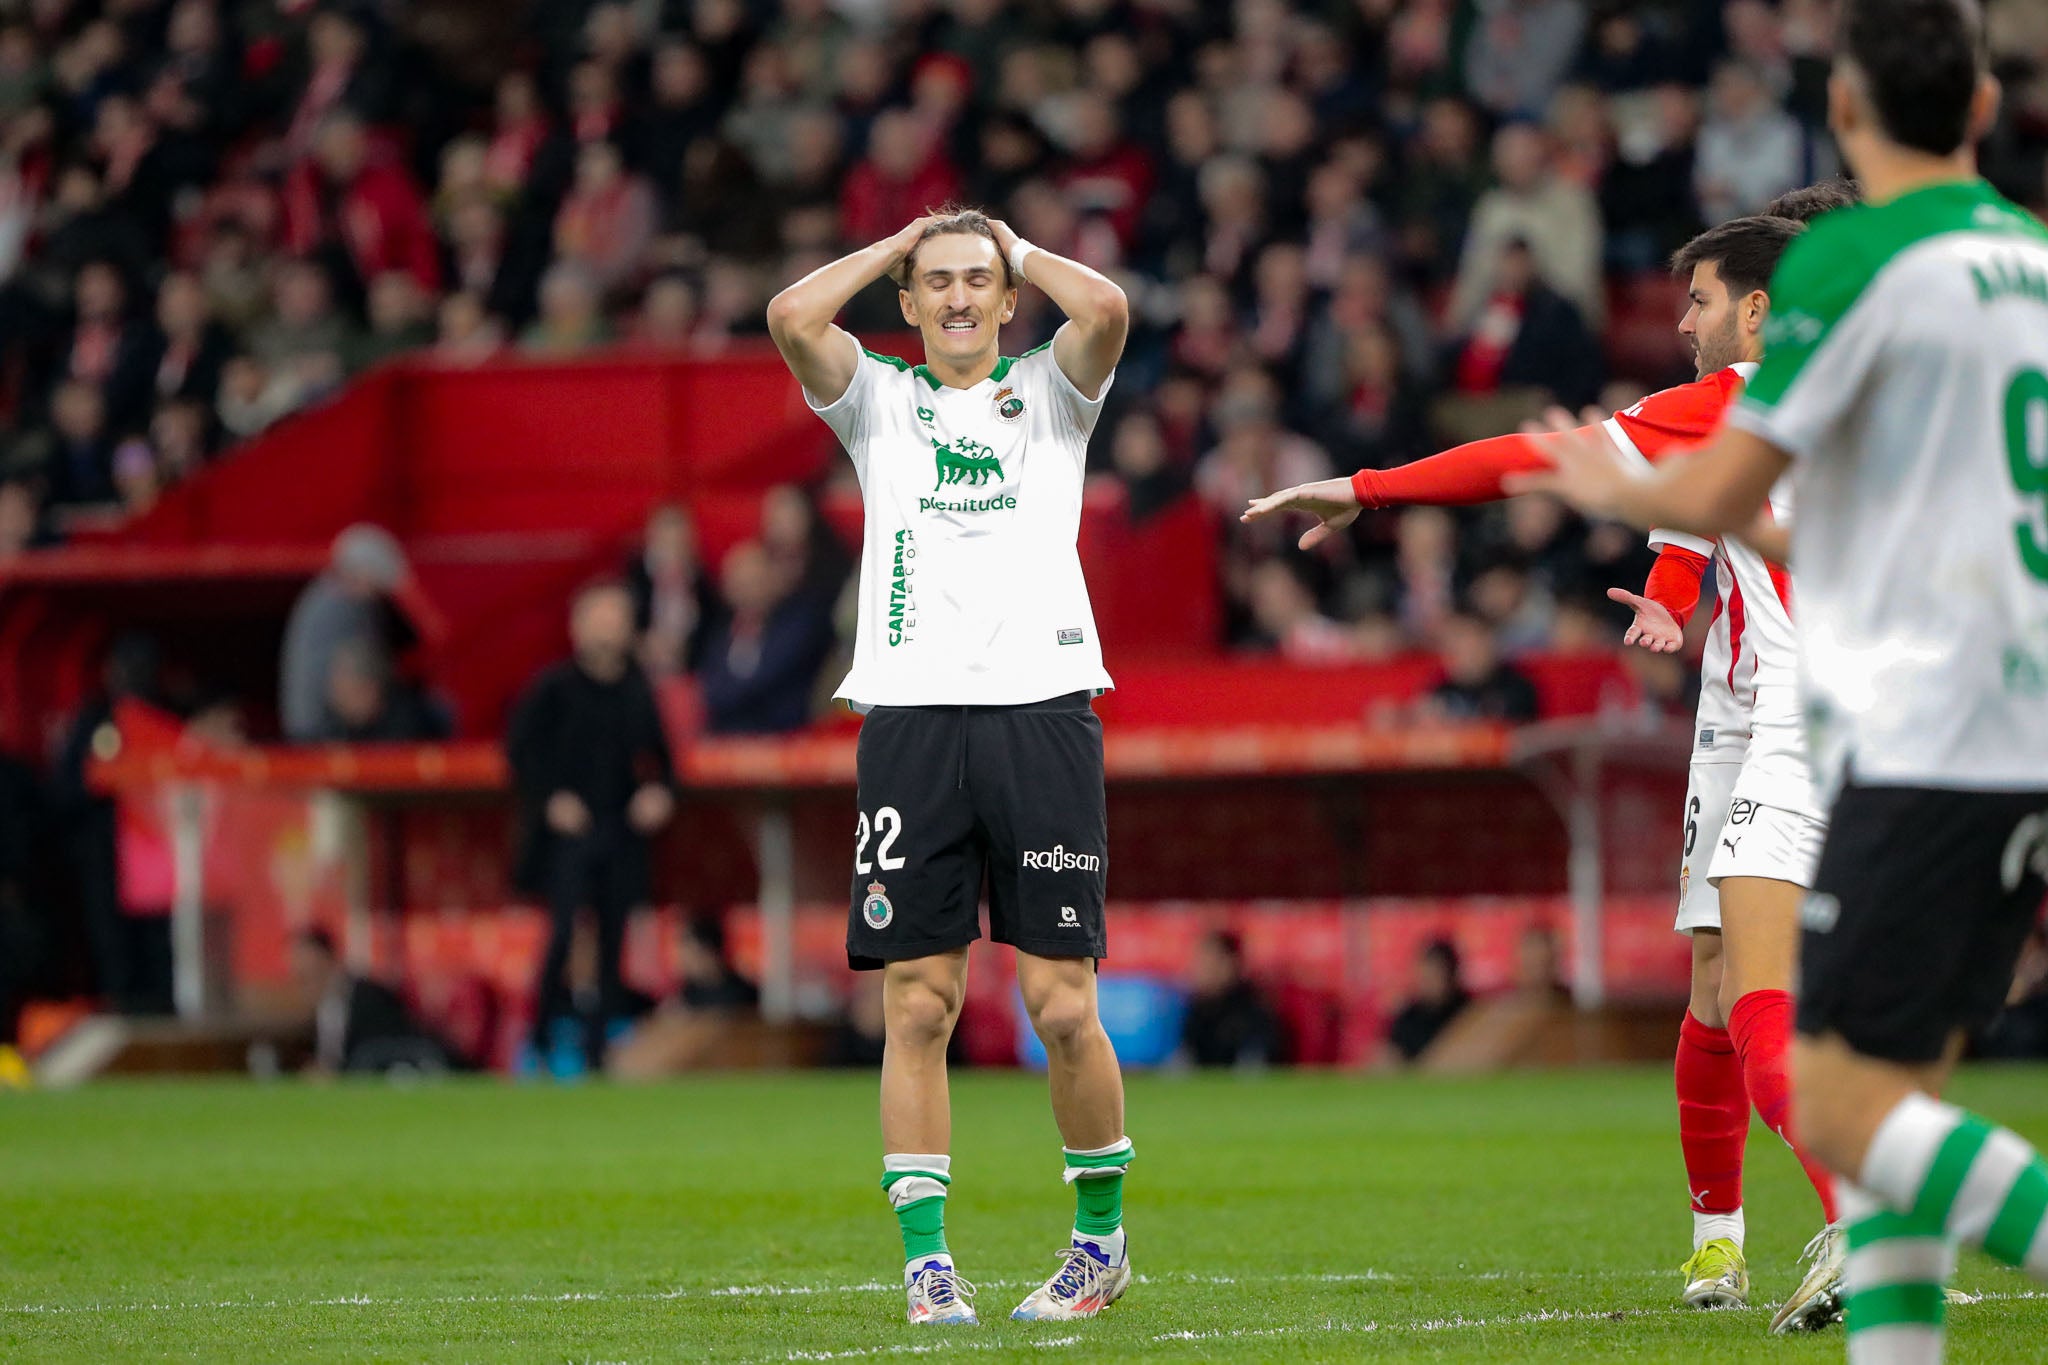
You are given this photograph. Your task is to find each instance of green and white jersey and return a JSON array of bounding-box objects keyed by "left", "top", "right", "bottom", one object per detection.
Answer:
[
  {"left": 1728, "top": 179, "right": 2048, "bottom": 797},
  {"left": 807, "top": 341, "right": 1116, "bottom": 708}
]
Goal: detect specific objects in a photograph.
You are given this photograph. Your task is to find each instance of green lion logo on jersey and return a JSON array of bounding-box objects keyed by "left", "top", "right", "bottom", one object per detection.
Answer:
[{"left": 932, "top": 437, "right": 1004, "bottom": 489}]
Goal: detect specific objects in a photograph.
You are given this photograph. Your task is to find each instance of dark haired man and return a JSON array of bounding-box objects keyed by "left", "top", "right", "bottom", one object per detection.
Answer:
[
  {"left": 506, "top": 581, "right": 678, "bottom": 1074},
  {"left": 1519, "top": 3, "right": 2048, "bottom": 1357},
  {"left": 767, "top": 209, "right": 1134, "bottom": 1326},
  {"left": 1245, "top": 202, "right": 1850, "bottom": 1329}
]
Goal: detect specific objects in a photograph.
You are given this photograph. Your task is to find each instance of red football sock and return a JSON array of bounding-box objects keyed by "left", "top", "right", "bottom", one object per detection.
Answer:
[
  {"left": 1676, "top": 1011, "right": 1748, "bottom": 1220},
  {"left": 1727, "top": 988, "right": 1839, "bottom": 1224}
]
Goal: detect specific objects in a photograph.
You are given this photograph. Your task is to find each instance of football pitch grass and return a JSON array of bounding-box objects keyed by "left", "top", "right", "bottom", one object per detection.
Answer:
[{"left": 7, "top": 1068, "right": 2048, "bottom": 1362}]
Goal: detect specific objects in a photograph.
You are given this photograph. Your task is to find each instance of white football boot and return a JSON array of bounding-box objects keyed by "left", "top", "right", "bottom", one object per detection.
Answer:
[
  {"left": 1770, "top": 1223, "right": 1845, "bottom": 1333},
  {"left": 1010, "top": 1240, "right": 1131, "bottom": 1321},
  {"left": 904, "top": 1258, "right": 977, "bottom": 1326}
]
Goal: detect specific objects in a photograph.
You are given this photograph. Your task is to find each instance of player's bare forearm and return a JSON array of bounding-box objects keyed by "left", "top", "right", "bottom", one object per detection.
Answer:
[
  {"left": 1740, "top": 518, "right": 1792, "bottom": 564},
  {"left": 1616, "top": 431, "right": 1788, "bottom": 537},
  {"left": 988, "top": 219, "right": 1127, "bottom": 399},
  {"left": 1507, "top": 417, "right": 1790, "bottom": 538},
  {"left": 767, "top": 219, "right": 932, "bottom": 403}
]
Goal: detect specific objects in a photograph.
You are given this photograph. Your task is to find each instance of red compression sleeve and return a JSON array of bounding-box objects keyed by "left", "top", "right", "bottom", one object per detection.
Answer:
[
  {"left": 1350, "top": 432, "right": 1559, "bottom": 509},
  {"left": 1642, "top": 545, "right": 1710, "bottom": 627},
  {"left": 1675, "top": 1012, "right": 1747, "bottom": 1217},
  {"left": 1728, "top": 989, "right": 1839, "bottom": 1225}
]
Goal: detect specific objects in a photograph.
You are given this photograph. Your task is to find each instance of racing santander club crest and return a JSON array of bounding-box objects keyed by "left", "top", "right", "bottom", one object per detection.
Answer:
[
  {"left": 993, "top": 385, "right": 1025, "bottom": 423},
  {"left": 862, "top": 880, "right": 894, "bottom": 930}
]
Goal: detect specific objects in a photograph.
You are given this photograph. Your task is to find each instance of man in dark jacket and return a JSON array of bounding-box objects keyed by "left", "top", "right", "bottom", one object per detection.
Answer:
[{"left": 507, "top": 581, "right": 678, "bottom": 1069}]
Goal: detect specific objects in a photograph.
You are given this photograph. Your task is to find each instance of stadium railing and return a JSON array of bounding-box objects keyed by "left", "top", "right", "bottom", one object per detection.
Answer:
[{"left": 88, "top": 714, "right": 1690, "bottom": 1036}]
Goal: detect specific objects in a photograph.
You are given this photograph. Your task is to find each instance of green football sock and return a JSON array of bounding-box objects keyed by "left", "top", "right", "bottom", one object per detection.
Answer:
[
  {"left": 895, "top": 1195, "right": 948, "bottom": 1261},
  {"left": 1065, "top": 1138, "right": 1134, "bottom": 1237},
  {"left": 1844, "top": 1091, "right": 2048, "bottom": 1361},
  {"left": 1860, "top": 1094, "right": 2048, "bottom": 1276},
  {"left": 881, "top": 1154, "right": 952, "bottom": 1264},
  {"left": 1074, "top": 1174, "right": 1123, "bottom": 1237},
  {"left": 1840, "top": 1186, "right": 1949, "bottom": 1361}
]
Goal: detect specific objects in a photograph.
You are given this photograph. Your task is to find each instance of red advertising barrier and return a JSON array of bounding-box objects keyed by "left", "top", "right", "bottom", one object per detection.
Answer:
[{"left": 374, "top": 895, "right": 1688, "bottom": 1071}]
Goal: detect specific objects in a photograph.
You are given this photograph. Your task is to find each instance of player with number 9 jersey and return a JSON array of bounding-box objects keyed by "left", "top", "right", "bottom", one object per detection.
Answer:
[
  {"left": 1241, "top": 203, "right": 1852, "bottom": 1330},
  {"left": 1499, "top": 8, "right": 2048, "bottom": 1352}
]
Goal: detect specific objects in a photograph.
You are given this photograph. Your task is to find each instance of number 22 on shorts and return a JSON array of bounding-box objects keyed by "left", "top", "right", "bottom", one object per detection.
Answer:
[{"left": 855, "top": 806, "right": 907, "bottom": 874}]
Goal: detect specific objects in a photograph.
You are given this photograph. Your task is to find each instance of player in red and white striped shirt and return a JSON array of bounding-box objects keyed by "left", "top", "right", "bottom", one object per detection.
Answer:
[{"left": 1245, "top": 190, "right": 1859, "bottom": 1332}]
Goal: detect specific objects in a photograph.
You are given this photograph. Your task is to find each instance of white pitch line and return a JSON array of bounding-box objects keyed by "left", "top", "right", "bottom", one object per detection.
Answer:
[
  {"left": 11, "top": 1280, "right": 2039, "bottom": 1365},
  {"left": 1152, "top": 1305, "right": 1709, "bottom": 1345},
  {"left": 753, "top": 1306, "right": 1741, "bottom": 1365},
  {"left": 15, "top": 1273, "right": 2023, "bottom": 1321},
  {"left": 735, "top": 1291, "right": 2048, "bottom": 1365},
  {"left": 1, "top": 1288, "right": 696, "bottom": 1316},
  {"left": 778, "top": 1340, "right": 1085, "bottom": 1364},
  {"left": 14, "top": 1265, "right": 1946, "bottom": 1320},
  {"left": 777, "top": 1338, "right": 1083, "bottom": 1364}
]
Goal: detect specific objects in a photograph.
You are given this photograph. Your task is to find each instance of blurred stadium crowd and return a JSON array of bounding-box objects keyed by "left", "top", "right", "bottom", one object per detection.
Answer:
[{"left": 0, "top": 0, "right": 2041, "bottom": 682}]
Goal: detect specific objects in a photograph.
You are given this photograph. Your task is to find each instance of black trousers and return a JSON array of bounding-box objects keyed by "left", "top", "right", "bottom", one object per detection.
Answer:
[{"left": 529, "top": 831, "right": 639, "bottom": 1068}]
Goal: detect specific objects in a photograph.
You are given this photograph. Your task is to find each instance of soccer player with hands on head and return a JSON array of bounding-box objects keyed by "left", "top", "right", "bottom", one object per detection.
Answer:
[
  {"left": 768, "top": 207, "right": 1134, "bottom": 1327},
  {"left": 1247, "top": 188, "right": 1863, "bottom": 1332},
  {"left": 1513, "top": 2, "right": 2048, "bottom": 1359}
]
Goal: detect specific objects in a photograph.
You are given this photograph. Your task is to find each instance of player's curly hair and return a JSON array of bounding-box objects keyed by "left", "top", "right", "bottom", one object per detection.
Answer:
[{"left": 898, "top": 206, "right": 1016, "bottom": 291}]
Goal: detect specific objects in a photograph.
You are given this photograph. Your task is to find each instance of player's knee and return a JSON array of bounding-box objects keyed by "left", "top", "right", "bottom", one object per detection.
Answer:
[
  {"left": 1024, "top": 983, "right": 1095, "bottom": 1053},
  {"left": 886, "top": 973, "right": 962, "bottom": 1048},
  {"left": 1713, "top": 972, "right": 1744, "bottom": 1026},
  {"left": 1690, "top": 941, "right": 1726, "bottom": 1020}
]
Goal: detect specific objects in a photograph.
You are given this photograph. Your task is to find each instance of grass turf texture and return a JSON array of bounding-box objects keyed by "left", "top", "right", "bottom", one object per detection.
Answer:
[{"left": 6, "top": 1069, "right": 2047, "bottom": 1362}]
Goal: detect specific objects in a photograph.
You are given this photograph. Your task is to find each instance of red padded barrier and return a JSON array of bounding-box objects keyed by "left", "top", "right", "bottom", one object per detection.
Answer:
[
  {"left": 1098, "top": 654, "right": 1635, "bottom": 727},
  {"left": 0, "top": 345, "right": 1627, "bottom": 755},
  {"left": 124, "top": 373, "right": 402, "bottom": 544}
]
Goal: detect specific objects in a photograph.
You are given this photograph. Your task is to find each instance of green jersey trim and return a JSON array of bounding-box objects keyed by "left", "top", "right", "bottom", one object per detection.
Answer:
[
  {"left": 909, "top": 347, "right": 1045, "bottom": 390},
  {"left": 1745, "top": 179, "right": 2048, "bottom": 413},
  {"left": 862, "top": 347, "right": 911, "bottom": 372}
]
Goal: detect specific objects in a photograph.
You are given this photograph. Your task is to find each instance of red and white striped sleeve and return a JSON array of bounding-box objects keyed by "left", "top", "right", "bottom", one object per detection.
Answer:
[{"left": 1600, "top": 369, "right": 1743, "bottom": 558}]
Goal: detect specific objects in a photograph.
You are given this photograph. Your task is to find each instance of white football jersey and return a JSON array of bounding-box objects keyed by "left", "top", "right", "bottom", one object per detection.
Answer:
[
  {"left": 1730, "top": 179, "right": 2048, "bottom": 796},
  {"left": 807, "top": 341, "right": 1116, "bottom": 708},
  {"left": 1604, "top": 364, "right": 1802, "bottom": 767}
]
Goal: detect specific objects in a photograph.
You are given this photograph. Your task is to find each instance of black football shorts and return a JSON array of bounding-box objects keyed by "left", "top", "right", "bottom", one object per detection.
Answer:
[
  {"left": 846, "top": 691, "right": 1108, "bottom": 969},
  {"left": 1798, "top": 781, "right": 2048, "bottom": 1063}
]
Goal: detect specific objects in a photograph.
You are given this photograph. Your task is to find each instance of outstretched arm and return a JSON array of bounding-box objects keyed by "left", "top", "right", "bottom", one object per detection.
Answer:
[
  {"left": 766, "top": 216, "right": 937, "bottom": 404},
  {"left": 1239, "top": 427, "right": 1599, "bottom": 551},
  {"left": 987, "top": 219, "right": 1127, "bottom": 400},
  {"left": 1505, "top": 411, "right": 1789, "bottom": 539}
]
